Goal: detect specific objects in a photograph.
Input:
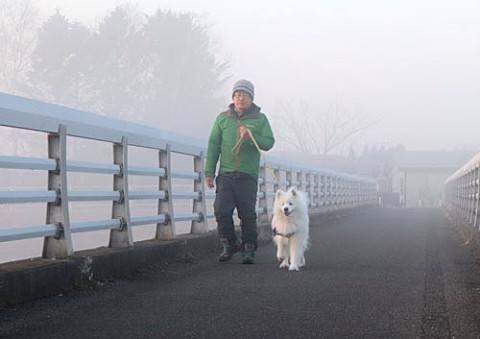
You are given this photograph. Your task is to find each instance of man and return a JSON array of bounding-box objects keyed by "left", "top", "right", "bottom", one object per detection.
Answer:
[{"left": 205, "top": 79, "right": 275, "bottom": 264}]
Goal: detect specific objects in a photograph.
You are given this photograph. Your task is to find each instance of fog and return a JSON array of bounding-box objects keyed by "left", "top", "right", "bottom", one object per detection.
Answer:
[
  {"left": 1, "top": 0, "right": 479, "bottom": 263},
  {"left": 10, "top": 0, "right": 480, "bottom": 153}
]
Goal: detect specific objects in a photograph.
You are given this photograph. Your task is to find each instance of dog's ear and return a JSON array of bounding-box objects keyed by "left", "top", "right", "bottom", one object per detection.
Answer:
[
  {"left": 276, "top": 189, "right": 283, "bottom": 198},
  {"left": 290, "top": 187, "right": 297, "bottom": 196}
]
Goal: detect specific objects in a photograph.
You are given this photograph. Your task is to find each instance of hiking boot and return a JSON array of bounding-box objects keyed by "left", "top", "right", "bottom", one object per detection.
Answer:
[
  {"left": 218, "top": 238, "right": 239, "bottom": 262},
  {"left": 242, "top": 243, "right": 255, "bottom": 264}
]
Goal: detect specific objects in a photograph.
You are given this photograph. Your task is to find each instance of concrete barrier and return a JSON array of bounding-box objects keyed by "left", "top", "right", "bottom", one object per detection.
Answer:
[{"left": 0, "top": 232, "right": 219, "bottom": 307}]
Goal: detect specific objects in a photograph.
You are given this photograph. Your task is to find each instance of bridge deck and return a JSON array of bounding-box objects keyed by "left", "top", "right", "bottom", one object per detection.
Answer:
[{"left": 2, "top": 208, "right": 480, "bottom": 338}]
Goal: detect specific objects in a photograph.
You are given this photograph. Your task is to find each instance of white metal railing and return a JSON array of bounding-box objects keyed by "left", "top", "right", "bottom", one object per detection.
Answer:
[
  {"left": 445, "top": 151, "right": 480, "bottom": 228},
  {"left": 0, "top": 92, "right": 377, "bottom": 261}
]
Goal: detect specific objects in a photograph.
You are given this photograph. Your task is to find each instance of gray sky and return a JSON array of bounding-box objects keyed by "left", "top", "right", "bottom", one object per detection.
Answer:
[{"left": 37, "top": 0, "right": 480, "bottom": 152}]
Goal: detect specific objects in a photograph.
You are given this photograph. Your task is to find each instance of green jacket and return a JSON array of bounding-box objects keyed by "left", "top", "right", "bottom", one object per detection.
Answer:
[{"left": 205, "top": 103, "right": 275, "bottom": 180}]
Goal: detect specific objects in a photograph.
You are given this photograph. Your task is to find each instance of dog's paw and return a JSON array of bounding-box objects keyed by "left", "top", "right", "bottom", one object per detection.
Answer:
[
  {"left": 288, "top": 265, "right": 301, "bottom": 271},
  {"left": 279, "top": 260, "right": 289, "bottom": 269}
]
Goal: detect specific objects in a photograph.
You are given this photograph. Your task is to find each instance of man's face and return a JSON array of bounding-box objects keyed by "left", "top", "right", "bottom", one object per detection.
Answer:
[{"left": 233, "top": 90, "right": 252, "bottom": 113}]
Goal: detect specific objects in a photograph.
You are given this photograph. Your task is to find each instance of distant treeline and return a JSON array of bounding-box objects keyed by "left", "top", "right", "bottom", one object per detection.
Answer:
[{"left": 1, "top": 2, "right": 230, "bottom": 138}]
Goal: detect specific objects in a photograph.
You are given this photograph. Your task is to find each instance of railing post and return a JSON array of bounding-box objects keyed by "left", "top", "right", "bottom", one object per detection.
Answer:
[
  {"left": 312, "top": 172, "right": 319, "bottom": 210},
  {"left": 356, "top": 181, "right": 361, "bottom": 206},
  {"left": 191, "top": 151, "right": 208, "bottom": 234},
  {"left": 258, "top": 164, "right": 269, "bottom": 224},
  {"left": 475, "top": 165, "right": 479, "bottom": 228},
  {"left": 109, "top": 137, "right": 133, "bottom": 248},
  {"left": 334, "top": 176, "right": 339, "bottom": 209},
  {"left": 305, "top": 171, "right": 312, "bottom": 209},
  {"left": 461, "top": 173, "right": 468, "bottom": 220},
  {"left": 337, "top": 177, "right": 343, "bottom": 208},
  {"left": 466, "top": 169, "right": 471, "bottom": 222},
  {"left": 157, "top": 144, "right": 175, "bottom": 239},
  {"left": 455, "top": 179, "right": 461, "bottom": 218},
  {"left": 345, "top": 179, "right": 351, "bottom": 207},
  {"left": 286, "top": 170, "right": 293, "bottom": 190},
  {"left": 43, "top": 124, "right": 73, "bottom": 259},
  {"left": 349, "top": 179, "right": 353, "bottom": 207},
  {"left": 319, "top": 172, "right": 325, "bottom": 209},
  {"left": 326, "top": 173, "right": 333, "bottom": 210},
  {"left": 296, "top": 171, "right": 303, "bottom": 191},
  {"left": 469, "top": 168, "right": 476, "bottom": 224},
  {"left": 273, "top": 167, "right": 281, "bottom": 193}
]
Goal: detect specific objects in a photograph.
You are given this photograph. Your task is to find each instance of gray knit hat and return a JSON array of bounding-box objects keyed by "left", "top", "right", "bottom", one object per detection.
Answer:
[{"left": 232, "top": 79, "right": 254, "bottom": 100}]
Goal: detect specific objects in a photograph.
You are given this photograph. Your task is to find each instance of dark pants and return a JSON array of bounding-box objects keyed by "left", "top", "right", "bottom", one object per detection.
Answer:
[{"left": 214, "top": 173, "right": 258, "bottom": 246}]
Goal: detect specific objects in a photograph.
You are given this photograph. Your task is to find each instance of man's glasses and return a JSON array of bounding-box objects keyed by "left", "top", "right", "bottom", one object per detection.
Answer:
[{"left": 233, "top": 91, "right": 251, "bottom": 98}]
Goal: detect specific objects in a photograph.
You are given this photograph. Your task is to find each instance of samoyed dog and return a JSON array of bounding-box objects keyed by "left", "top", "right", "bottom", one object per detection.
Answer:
[{"left": 271, "top": 187, "right": 310, "bottom": 271}]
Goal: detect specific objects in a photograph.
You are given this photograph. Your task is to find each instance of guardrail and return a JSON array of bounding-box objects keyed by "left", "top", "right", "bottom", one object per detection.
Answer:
[
  {"left": 445, "top": 151, "right": 480, "bottom": 228},
  {"left": 0, "top": 92, "right": 377, "bottom": 262}
]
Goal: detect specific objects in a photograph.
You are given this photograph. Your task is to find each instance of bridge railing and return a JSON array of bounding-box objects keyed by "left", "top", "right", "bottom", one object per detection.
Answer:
[
  {"left": 0, "top": 92, "right": 377, "bottom": 262},
  {"left": 445, "top": 151, "right": 480, "bottom": 228}
]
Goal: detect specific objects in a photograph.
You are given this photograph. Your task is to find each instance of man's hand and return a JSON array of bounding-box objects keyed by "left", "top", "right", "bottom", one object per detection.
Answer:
[
  {"left": 206, "top": 176, "right": 215, "bottom": 189},
  {"left": 239, "top": 125, "right": 251, "bottom": 140}
]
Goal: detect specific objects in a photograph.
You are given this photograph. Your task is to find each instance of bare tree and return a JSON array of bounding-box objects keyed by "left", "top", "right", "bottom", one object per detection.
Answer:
[
  {"left": 0, "top": 0, "right": 38, "bottom": 94},
  {"left": 272, "top": 97, "right": 373, "bottom": 156}
]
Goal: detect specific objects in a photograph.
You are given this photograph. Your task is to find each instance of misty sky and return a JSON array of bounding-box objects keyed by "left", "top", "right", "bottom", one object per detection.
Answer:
[{"left": 37, "top": 0, "right": 480, "bottom": 152}]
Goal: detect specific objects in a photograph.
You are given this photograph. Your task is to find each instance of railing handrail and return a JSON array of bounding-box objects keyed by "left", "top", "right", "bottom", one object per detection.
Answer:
[
  {"left": 0, "top": 92, "right": 206, "bottom": 155},
  {"left": 445, "top": 151, "right": 480, "bottom": 184},
  {"left": 444, "top": 151, "right": 480, "bottom": 228}
]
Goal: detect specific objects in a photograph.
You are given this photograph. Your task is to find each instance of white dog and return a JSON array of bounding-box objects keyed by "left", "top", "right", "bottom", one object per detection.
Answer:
[{"left": 271, "top": 187, "right": 310, "bottom": 271}]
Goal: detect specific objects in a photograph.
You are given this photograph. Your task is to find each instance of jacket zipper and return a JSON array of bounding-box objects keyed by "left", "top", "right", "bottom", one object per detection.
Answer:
[{"left": 234, "top": 119, "right": 240, "bottom": 171}]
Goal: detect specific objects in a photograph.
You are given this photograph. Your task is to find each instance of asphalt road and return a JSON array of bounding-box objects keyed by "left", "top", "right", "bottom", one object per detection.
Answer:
[{"left": 2, "top": 208, "right": 480, "bottom": 339}]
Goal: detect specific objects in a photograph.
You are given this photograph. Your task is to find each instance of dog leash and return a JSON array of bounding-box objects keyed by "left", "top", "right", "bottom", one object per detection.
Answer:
[
  {"left": 235, "top": 128, "right": 293, "bottom": 239},
  {"left": 245, "top": 128, "right": 284, "bottom": 190},
  {"left": 230, "top": 125, "right": 284, "bottom": 189},
  {"left": 231, "top": 132, "right": 244, "bottom": 156}
]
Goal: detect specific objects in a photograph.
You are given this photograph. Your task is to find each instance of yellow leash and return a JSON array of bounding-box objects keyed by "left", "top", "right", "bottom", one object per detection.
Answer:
[
  {"left": 231, "top": 134, "right": 244, "bottom": 156},
  {"left": 232, "top": 127, "right": 283, "bottom": 189}
]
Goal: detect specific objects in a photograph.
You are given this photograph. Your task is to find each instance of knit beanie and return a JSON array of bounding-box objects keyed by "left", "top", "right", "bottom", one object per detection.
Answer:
[{"left": 232, "top": 79, "right": 254, "bottom": 100}]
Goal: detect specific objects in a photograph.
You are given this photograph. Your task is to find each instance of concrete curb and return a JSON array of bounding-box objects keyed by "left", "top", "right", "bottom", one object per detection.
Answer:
[{"left": 0, "top": 232, "right": 219, "bottom": 307}]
